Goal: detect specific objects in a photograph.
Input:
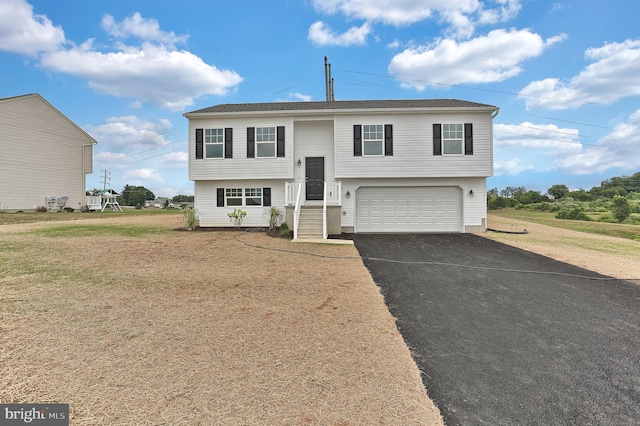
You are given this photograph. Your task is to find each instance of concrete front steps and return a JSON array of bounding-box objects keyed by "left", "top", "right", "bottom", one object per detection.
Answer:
[{"left": 296, "top": 206, "right": 323, "bottom": 239}]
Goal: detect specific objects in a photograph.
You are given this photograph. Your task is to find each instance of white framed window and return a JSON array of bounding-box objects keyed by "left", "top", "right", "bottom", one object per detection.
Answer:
[
  {"left": 245, "top": 188, "right": 262, "bottom": 206},
  {"left": 225, "top": 188, "right": 243, "bottom": 206},
  {"left": 205, "top": 128, "right": 224, "bottom": 158},
  {"left": 442, "top": 124, "right": 463, "bottom": 155},
  {"left": 256, "top": 127, "right": 276, "bottom": 157},
  {"left": 363, "top": 124, "right": 383, "bottom": 156}
]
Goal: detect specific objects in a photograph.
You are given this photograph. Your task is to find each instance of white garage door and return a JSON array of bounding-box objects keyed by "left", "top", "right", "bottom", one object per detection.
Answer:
[{"left": 356, "top": 186, "right": 462, "bottom": 233}]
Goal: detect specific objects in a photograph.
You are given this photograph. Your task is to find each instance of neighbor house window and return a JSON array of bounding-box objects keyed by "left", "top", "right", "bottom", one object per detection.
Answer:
[
  {"left": 205, "top": 128, "right": 224, "bottom": 158},
  {"left": 245, "top": 188, "right": 262, "bottom": 206},
  {"left": 363, "top": 125, "right": 383, "bottom": 155},
  {"left": 442, "top": 124, "right": 463, "bottom": 155},
  {"left": 225, "top": 188, "right": 243, "bottom": 206},
  {"left": 256, "top": 127, "right": 276, "bottom": 157}
]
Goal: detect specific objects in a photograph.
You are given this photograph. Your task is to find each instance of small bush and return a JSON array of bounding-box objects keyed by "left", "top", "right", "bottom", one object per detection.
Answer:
[
  {"left": 228, "top": 208, "right": 247, "bottom": 227},
  {"left": 265, "top": 207, "right": 284, "bottom": 231},
  {"left": 279, "top": 222, "right": 290, "bottom": 238},
  {"left": 624, "top": 213, "right": 640, "bottom": 225},
  {"left": 597, "top": 214, "right": 617, "bottom": 223},
  {"left": 35, "top": 206, "right": 47, "bottom": 212},
  {"left": 555, "top": 208, "right": 591, "bottom": 221},
  {"left": 183, "top": 206, "right": 197, "bottom": 230}
]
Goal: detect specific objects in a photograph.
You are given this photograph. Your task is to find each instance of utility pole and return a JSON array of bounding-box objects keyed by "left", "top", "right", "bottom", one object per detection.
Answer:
[
  {"left": 100, "top": 169, "right": 111, "bottom": 191},
  {"left": 324, "top": 56, "right": 335, "bottom": 101}
]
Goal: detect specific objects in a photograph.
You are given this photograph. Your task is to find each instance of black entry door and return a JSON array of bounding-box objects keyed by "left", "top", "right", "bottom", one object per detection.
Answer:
[{"left": 305, "top": 157, "right": 324, "bottom": 200}]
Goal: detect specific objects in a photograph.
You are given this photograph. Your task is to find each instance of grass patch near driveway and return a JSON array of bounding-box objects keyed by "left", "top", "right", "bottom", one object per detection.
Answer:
[
  {"left": 489, "top": 209, "right": 640, "bottom": 241},
  {"left": 0, "top": 214, "right": 442, "bottom": 425},
  {"left": 485, "top": 213, "right": 640, "bottom": 282}
]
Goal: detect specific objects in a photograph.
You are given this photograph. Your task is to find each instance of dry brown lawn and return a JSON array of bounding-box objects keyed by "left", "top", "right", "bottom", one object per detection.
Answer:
[{"left": 0, "top": 214, "right": 443, "bottom": 425}]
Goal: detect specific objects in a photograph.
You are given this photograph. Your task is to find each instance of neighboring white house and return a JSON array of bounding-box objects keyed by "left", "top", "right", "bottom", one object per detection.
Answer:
[
  {"left": 184, "top": 99, "right": 499, "bottom": 238},
  {"left": 0, "top": 94, "right": 96, "bottom": 211}
]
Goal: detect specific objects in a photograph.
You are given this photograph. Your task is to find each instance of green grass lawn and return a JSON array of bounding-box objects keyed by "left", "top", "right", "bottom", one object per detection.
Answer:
[
  {"left": 0, "top": 208, "right": 181, "bottom": 226},
  {"left": 490, "top": 209, "right": 640, "bottom": 241}
]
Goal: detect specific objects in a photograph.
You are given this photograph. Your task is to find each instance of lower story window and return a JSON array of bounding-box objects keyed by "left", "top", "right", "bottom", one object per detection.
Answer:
[
  {"left": 225, "top": 188, "right": 242, "bottom": 206},
  {"left": 245, "top": 188, "right": 262, "bottom": 206}
]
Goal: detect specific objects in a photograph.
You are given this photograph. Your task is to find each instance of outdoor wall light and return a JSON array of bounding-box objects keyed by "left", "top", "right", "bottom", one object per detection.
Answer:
[
  {"left": 297, "top": 158, "right": 302, "bottom": 166},
  {"left": 346, "top": 190, "right": 351, "bottom": 198},
  {"left": 469, "top": 189, "right": 474, "bottom": 195}
]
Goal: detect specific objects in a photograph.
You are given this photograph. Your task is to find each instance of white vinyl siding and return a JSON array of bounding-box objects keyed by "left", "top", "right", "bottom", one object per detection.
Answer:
[
  {"left": 0, "top": 94, "right": 95, "bottom": 211},
  {"left": 339, "top": 177, "right": 486, "bottom": 232},
  {"left": 335, "top": 112, "right": 492, "bottom": 178},
  {"left": 195, "top": 180, "right": 284, "bottom": 227},
  {"left": 189, "top": 117, "right": 293, "bottom": 180}
]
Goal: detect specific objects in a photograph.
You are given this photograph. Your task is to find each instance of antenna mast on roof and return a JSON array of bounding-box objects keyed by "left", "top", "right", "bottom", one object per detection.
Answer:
[{"left": 324, "top": 56, "right": 335, "bottom": 101}]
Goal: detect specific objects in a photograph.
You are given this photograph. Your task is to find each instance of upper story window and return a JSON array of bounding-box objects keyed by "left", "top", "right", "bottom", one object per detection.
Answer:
[
  {"left": 256, "top": 127, "right": 276, "bottom": 157},
  {"left": 433, "top": 123, "right": 473, "bottom": 156},
  {"left": 442, "top": 124, "right": 463, "bottom": 155},
  {"left": 353, "top": 124, "right": 393, "bottom": 156},
  {"left": 195, "top": 128, "right": 232, "bottom": 159},
  {"left": 205, "top": 128, "right": 224, "bottom": 158},
  {"left": 363, "top": 125, "right": 383, "bottom": 156}
]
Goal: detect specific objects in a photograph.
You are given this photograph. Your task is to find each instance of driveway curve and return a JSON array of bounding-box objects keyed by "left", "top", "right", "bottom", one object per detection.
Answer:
[{"left": 353, "top": 233, "right": 640, "bottom": 426}]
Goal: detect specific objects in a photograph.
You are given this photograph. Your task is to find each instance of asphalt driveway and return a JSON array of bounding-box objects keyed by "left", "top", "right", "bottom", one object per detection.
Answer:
[{"left": 352, "top": 234, "right": 640, "bottom": 426}]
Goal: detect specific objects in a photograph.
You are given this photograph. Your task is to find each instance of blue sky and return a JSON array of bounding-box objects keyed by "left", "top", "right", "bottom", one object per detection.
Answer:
[{"left": 1, "top": 0, "right": 639, "bottom": 197}]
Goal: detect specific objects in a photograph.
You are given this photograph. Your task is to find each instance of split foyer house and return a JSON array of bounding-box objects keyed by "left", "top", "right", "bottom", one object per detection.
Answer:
[
  {"left": 184, "top": 99, "right": 499, "bottom": 238},
  {"left": 0, "top": 94, "right": 96, "bottom": 211}
]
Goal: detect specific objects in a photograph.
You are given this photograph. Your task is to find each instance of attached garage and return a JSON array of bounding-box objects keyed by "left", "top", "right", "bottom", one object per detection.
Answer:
[{"left": 355, "top": 186, "right": 463, "bottom": 233}]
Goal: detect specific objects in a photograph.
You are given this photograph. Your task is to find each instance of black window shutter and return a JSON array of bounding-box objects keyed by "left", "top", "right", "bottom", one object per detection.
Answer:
[
  {"left": 217, "top": 188, "right": 224, "bottom": 207},
  {"left": 433, "top": 124, "right": 442, "bottom": 156},
  {"left": 247, "top": 127, "right": 255, "bottom": 158},
  {"left": 464, "top": 123, "right": 473, "bottom": 155},
  {"left": 195, "top": 128, "right": 203, "bottom": 159},
  {"left": 263, "top": 187, "right": 271, "bottom": 206},
  {"left": 225, "top": 128, "right": 233, "bottom": 159},
  {"left": 353, "top": 125, "right": 362, "bottom": 156},
  {"left": 276, "top": 126, "right": 285, "bottom": 157},
  {"left": 384, "top": 124, "right": 393, "bottom": 156}
]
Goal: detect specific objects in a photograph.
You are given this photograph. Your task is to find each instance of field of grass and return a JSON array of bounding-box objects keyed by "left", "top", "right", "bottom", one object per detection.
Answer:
[
  {"left": 0, "top": 207, "right": 181, "bottom": 226},
  {"left": 490, "top": 209, "right": 640, "bottom": 241}
]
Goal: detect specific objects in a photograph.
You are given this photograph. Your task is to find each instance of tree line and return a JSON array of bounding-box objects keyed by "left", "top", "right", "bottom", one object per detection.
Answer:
[
  {"left": 86, "top": 185, "right": 194, "bottom": 207},
  {"left": 488, "top": 171, "right": 640, "bottom": 223}
]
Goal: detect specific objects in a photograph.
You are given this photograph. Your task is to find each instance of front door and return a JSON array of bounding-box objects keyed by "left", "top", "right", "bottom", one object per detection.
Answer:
[{"left": 305, "top": 157, "right": 324, "bottom": 200}]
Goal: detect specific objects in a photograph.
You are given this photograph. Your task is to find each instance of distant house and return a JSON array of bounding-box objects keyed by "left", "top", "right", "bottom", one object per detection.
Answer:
[
  {"left": 184, "top": 99, "right": 499, "bottom": 238},
  {"left": 0, "top": 94, "right": 96, "bottom": 211}
]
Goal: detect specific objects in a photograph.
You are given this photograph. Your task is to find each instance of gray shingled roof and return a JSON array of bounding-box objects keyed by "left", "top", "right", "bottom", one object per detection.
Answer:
[{"left": 186, "top": 99, "right": 497, "bottom": 115}]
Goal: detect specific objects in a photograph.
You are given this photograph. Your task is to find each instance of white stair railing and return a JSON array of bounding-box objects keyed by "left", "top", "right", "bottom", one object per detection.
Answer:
[{"left": 292, "top": 183, "right": 302, "bottom": 240}]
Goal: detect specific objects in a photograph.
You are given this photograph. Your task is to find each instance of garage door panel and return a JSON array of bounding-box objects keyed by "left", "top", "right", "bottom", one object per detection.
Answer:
[{"left": 356, "top": 187, "right": 462, "bottom": 233}]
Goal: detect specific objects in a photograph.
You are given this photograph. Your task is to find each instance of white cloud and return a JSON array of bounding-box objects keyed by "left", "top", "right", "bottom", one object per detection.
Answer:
[
  {"left": 555, "top": 109, "right": 640, "bottom": 174},
  {"left": 389, "top": 29, "right": 565, "bottom": 90},
  {"left": 101, "top": 12, "right": 189, "bottom": 46},
  {"left": 308, "top": 21, "right": 371, "bottom": 46},
  {"left": 494, "top": 122, "right": 581, "bottom": 152},
  {"left": 123, "top": 168, "right": 164, "bottom": 184},
  {"left": 41, "top": 41, "right": 243, "bottom": 110},
  {"left": 311, "top": 0, "right": 521, "bottom": 37},
  {"left": 519, "top": 39, "right": 640, "bottom": 110},
  {"left": 289, "top": 92, "right": 313, "bottom": 102},
  {"left": 86, "top": 116, "right": 174, "bottom": 149},
  {"left": 494, "top": 158, "right": 535, "bottom": 176},
  {"left": 159, "top": 151, "right": 188, "bottom": 167},
  {"left": 0, "top": 0, "right": 65, "bottom": 55},
  {"left": 95, "top": 151, "right": 132, "bottom": 167}
]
